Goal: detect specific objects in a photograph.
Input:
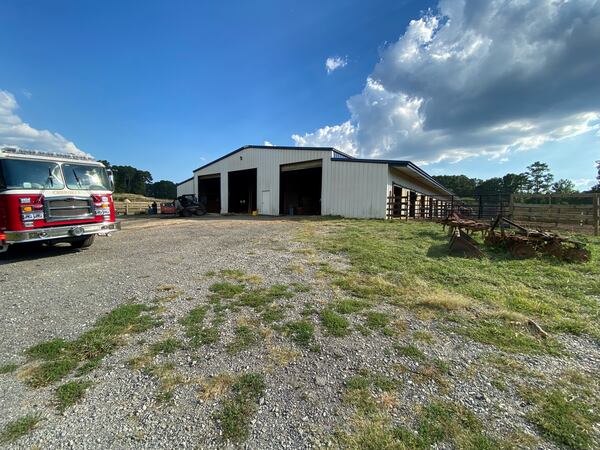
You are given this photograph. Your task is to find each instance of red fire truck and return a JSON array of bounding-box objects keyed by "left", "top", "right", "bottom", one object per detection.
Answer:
[{"left": 0, "top": 147, "right": 120, "bottom": 253}]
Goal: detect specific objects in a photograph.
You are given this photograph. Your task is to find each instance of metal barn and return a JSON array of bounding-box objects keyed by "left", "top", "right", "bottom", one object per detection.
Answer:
[{"left": 176, "top": 145, "right": 452, "bottom": 219}]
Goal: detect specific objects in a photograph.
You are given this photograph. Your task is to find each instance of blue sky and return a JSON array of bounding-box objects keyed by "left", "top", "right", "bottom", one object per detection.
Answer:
[{"left": 0, "top": 0, "right": 598, "bottom": 189}]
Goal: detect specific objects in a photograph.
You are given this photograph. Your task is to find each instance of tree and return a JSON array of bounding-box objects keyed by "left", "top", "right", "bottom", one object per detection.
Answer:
[
  {"left": 551, "top": 179, "right": 577, "bottom": 194},
  {"left": 147, "top": 180, "right": 177, "bottom": 199},
  {"left": 525, "top": 161, "right": 554, "bottom": 194},
  {"left": 501, "top": 173, "right": 528, "bottom": 194},
  {"left": 592, "top": 160, "right": 600, "bottom": 192},
  {"left": 474, "top": 177, "right": 503, "bottom": 196},
  {"left": 432, "top": 175, "right": 479, "bottom": 197}
]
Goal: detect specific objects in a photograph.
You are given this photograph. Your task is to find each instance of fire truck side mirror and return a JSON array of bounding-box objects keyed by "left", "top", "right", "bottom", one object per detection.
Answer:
[{"left": 107, "top": 169, "right": 115, "bottom": 191}]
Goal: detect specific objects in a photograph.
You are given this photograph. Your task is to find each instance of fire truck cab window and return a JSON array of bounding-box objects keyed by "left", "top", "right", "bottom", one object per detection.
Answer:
[
  {"left": 0, "top": 159, "right": 64, "bottom": 190},
  {"left": 63, "top": 164, "right": 110, "bottom": 190}
]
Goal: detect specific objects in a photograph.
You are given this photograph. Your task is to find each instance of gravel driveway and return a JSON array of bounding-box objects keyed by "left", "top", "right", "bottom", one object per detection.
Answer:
[{"left": 1, "top": 216, "right": 598, "bottom": 449}]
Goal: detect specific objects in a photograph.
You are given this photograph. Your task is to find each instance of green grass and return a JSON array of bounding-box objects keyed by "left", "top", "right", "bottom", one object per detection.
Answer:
[
  {"left": 365, "top": 311, "right": 390, "bottom": 330},
  {"left": 338, "top": 400, "right": 506, "bottom": 450},
  {"left": 149, "top": 338, "right": 181, "bottom": 355},
  {"left": 23, "top": 304, "right": 159, "bottom": 387},
  {"left": 55, "top": 381, "right": 92, "bottom": 411},
  {"left": 216, "top": 373, "right": 266, "bottom": 443},
  {"left": 227, "top": 326, "right": 260, "bottom": 354},
  {"left": 333, "top": 298, "right": 372, "bottom": 314},
  {"left": 260, "top": 306, "right": 286, "bottom": 323},
  {"left": 235, "top": 285, "right": 293, "bottom": 311},
  {"left": 394, "top": 344, "right": 425, "bottom": 360},
  {"left": 0, "top": 363, "right": 18, "bottom": 374},
  {"left": 284, "top": 320, "right": 315, "bottom": 347},
  {"left": 0, "top": 414, "right": 43, "bottom": 444},
  {"left": 320, "top": 309, "right": 351, "bottom": 336},
  {"left": 307, "top": 220, "right": 600, "bottom": 351},
  {"left": 179, "top": 306, "right": 220, "bottom": 347},
  {"left": 291, "top": 282, "right": 311, "bottom": 292},
  {"left": 209, "top": 282, "right": 245, "bottom": 299},
  {"left": 522, "top": 378, "right": 599, "bottom": 450}
]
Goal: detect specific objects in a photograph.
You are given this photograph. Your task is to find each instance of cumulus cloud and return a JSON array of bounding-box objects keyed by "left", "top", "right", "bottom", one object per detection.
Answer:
[
  {"left": 325, "top": 56, "right": 348, "bottom": 74},
  {"left": 294, "top": 0, "right": 600, "bottom": 164},
  {"left": 263, "top": 141, "right": 274, "bottom": 146},
  {"left": 0, "top": 90, "right": 87, "bottom": 156}
]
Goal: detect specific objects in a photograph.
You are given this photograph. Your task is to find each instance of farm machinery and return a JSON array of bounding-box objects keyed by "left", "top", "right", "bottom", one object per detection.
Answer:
[{"left": 438, "top": 212, "right": 590, "bottom": 262}]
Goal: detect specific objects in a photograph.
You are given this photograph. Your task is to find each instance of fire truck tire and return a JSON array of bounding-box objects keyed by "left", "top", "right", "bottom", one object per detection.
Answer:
[
  {"left": 70, "top": 235, "right": 95, "bottom": 249},
  {"left": 181, "top": 209, "right": 193, "bottom": 217}
]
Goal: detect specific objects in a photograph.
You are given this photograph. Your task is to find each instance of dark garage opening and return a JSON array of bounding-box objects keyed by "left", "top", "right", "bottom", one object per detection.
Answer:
[
  {"left": 228, "top": 168, "right": 257, "bottom": 214},
  {"left": 197, "top": 174, "right": 221, "bottom": 213},
  {"left": 280, "top": 162, "right": 322, "bottom": 215}
]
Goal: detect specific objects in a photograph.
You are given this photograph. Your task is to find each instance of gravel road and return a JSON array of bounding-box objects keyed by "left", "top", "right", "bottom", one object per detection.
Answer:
[{"left": 1, "top": 216, "right": 598, "bottom": 449}]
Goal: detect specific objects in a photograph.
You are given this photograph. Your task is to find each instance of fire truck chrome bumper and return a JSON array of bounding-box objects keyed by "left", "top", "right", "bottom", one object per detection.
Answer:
[{"left": 3, "top": 221, "right": 121, "bottom": 244}]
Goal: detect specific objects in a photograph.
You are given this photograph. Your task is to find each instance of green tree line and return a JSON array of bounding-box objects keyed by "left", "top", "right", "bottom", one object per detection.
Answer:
[
  {"left": 433, "top": 161, "right": 595, "bottom": 197},
  {"left": 98, "top": 160, "right": 176, "bottom": 198}
]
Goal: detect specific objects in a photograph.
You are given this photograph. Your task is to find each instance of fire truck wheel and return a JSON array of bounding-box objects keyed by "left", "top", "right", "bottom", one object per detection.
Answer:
[
  {"left": 70, "top": 235, "right": 95, "bottom": 249},
  {"left": 181, "top": 209, "right": 192, "bottom": 217}
]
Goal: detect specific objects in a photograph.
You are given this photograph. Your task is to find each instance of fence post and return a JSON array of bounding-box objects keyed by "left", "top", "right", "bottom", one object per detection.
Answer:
[
  {"left": 125, "top": 202, "right": 129, "bottom": 216},
  {"left": 594, "top": 194, "right": 599, "bottom": 236}
]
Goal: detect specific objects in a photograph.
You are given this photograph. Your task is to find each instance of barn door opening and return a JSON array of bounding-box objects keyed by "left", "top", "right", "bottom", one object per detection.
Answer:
[
  {"left": 197, "top": 174, "right": 221, "bottom": 213},
  {"left": 409, "top": 191, "right": 417, "bottom": 218},
  {"left": 228, "top": 168, "right": 257, "bottom": 214},
  {"left": 279, "top": 160, "right": 322, "bottom": 215}
]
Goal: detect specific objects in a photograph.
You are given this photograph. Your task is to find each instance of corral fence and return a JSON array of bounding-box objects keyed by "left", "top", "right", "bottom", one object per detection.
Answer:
[
  {"left": 114, "top": 201, "right": 165, "bottom": 215},
  {"left": 387, "top": 192, "right": 600, "bottom": 236}
]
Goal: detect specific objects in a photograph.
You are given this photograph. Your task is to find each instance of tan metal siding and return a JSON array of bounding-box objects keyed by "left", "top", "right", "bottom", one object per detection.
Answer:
[
  {"left": 176, "top": 179, "right": 194, "bottom": 196},
  {"left": 323, "top": 161, "right": 388, "bottom": 218}
]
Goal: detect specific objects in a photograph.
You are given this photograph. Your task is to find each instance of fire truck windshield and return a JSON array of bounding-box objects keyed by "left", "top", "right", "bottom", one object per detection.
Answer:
[
  {"left": 62, "top": 164, "right": 110, "bottom": 190},
  {"left": 0, "top": 159, "right": 64, "bottom": 190}
]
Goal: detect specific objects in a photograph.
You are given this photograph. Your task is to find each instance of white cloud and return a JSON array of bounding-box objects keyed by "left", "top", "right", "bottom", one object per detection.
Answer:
[
  {"left": 0, "top": 90, "right": 88, "bottom": 156},
  {"left": 263, "top": 141, "right": 274, "bottom": 146},
  {"left": 296, "top": 0, "right": 600, "bottom": 164},
  {"left": 325, "top": 56, "right": 348, "bottom": 74},
  {"left": 573, "top": 178, "right": 594, "bottom": 188}
]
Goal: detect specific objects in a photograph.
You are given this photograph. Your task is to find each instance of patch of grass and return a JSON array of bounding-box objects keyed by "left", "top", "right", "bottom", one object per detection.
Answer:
[
  {"left": 267, "top": 346, "right": 300, "bottom": 367},
  {"left": 455, "top": 319, "right": 563, "bottom": 355},
  {"left": 197, "top": 373, "right": 235, "bottom": 399},
  {"left": 309, "top": 220, "right": 600, "bottom": 346},
  {"left": 227, "top": 326, "right": 260, "bottom": 354},
  {"left": 413, "top": 330, "right": 434, "bottom": 343},
  {"left": 156, "top": 284, "right": 176, "bottom": 292},
  {"left": 189, "top": 327, "right": 220, "bottom": 347},
  {"left": 180, "top": 306, "right": 208, "bottom": 327},
  {"left": 26, "top": 339, "right": 70, "bottom": 360},
  {"left": 149, "top": 338, "right": 181, "bottom": 355},
  {"left": 220, "top": 269, "right": 263, "bottom": 284},
  {"left": 301, "top": 304, "right": 318, "bottom": 316},
  {"left": 334, "top": 298, "right": 372, "bottom": 314},
  {"left": 209, "top": 282, "right": 245, "bottom": 299},
  {"left": 147, "top": 363, "right": 187, "bottom": 403},
  {"left": 22, "top": 304, "right": 158, "bottom": 387},
  {"left": 320, "top": 309, "right": 351, "bottom": 337},
  {"left": 55, "top": 381, "right": 92, "bottom": 411},
  {"left": 291, "top": 282, "right": 311, "bottom": 292},
  {"left": 235, "top": 285, "right": 292, "bottom": 311},
  {"left": 394, "top": 344, "right": 425, "bottom": 360},
  {"left": 365, "top": 311, "right": 390, "bottom": 330},
  {"left": 216, "top": 373, "right": 266, "bottom": 443},
  {"left": 337, "top": 400, "right": 505, "bottom": 450},
  {"left": 285, "top": 320, "right": 315, "bottom": 347},
  {"left": 523, "top": 385, "right": 599, "bottom": 449},
  {"left": 0, "top": 413, "right": 43, "bottom": 444},
  {"left": 260, "top": 306, "right": 286, "bottom": 323},
  {"left": 0, "top": 363, "right": 19, "bottom": 374}
]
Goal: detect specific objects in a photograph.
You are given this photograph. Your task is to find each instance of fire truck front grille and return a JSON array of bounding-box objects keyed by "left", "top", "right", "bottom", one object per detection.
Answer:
[{"left": 45, "top": 197, "right": 94, "bottom": 221}]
